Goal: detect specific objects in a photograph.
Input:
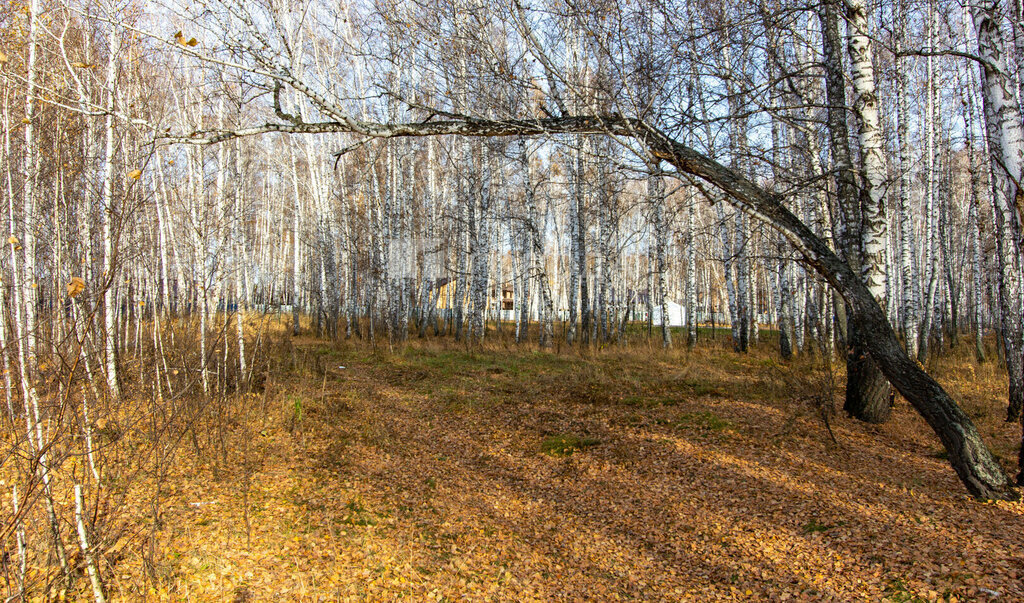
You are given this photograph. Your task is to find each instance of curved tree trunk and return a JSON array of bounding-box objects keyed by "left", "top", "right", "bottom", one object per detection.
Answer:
[
  {"left": 171, "top": 111, "right": 1021, "bottom": 499},
  {"left": 645, "top": 129, "right": 1016, "bottom": 500}
]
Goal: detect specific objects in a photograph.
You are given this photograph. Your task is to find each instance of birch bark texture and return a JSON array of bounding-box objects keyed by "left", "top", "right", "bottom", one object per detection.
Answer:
[
  {"left": 972, "top": 0, "right": 1024, "bottom": 432},
  {"left": 820, "top": 0, "right": 892, "bottom": 424}
]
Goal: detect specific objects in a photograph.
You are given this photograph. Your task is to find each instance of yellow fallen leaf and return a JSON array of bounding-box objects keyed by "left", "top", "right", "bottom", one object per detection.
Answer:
[{"left": 67, "top": 277, "right": 85, "bottom": 298}]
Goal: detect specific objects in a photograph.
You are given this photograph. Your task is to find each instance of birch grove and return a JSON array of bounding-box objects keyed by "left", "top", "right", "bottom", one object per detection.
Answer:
[{"left": 3, "top": 0, "right": 1024, "bottom": 596}]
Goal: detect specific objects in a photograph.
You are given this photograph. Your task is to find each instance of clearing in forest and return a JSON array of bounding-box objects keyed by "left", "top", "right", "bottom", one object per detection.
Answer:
[{"left": 120, "top": 333, "right": 1023, "bottom": 601}]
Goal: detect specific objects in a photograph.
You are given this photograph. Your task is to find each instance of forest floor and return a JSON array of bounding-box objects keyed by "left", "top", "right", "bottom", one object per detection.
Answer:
[{"left": 125, "top": 329, "right": 1022, "bottom": 602}]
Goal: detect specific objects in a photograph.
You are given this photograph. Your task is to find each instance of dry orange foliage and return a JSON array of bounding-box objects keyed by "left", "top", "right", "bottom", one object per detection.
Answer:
[{"left": 109, "top": 334, "right": 1023, "bottom": 601}]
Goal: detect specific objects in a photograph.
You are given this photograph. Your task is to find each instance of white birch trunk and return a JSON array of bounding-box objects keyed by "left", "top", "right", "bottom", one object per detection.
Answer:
[
  {"left": 715, "top": 202, "right": 740, "bottom": 350},
  {"left": 74, "top": 484, "right": 106, "bottom": 603},
  {"left": 920, "top": 21, "right": 941, "bottom": 362},
  {"left": 290, "top": 147, "right": 303, "bottom": 336},
  {"left": 520, "top": 139, "right": 554, "bottom": 346},
  {"left": 895, "top": 7, "right": 919, "bottom": 355},
  {"left": 469, "top": 146, "right": 492, "bottom": 343},
  {"left": 973, "top": 0, "right": 1024, "bottom": 427},
  {"left": 234, "top": 139, "right": 247, "bottom": 381},
  {"left": 649, "top": 163, "right": 671, "bottom": 348},
  {"left": 847, "top": 0, "right": 887, "bottom": 305},
  {"left": 101, "top": 13, "right": 122, "bottom": 398},
  {"left": 686, "top": 188, "right": 698, "bottom": 348}
]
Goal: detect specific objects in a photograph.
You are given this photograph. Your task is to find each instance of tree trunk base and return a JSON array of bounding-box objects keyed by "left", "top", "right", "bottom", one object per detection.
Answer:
[{"left": 844, "top": 325, "right": 892, "bottom": 424}]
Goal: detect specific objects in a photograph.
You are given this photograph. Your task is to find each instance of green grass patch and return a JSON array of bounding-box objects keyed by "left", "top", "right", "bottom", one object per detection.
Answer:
[
  {"left": 685, "top": 382, "right": 725, "bottom": 397},
  {"left": 541, "top": 434, "right": 600, "bottom": 456},
  {"left": 312, "top": 344, "right": 344, "bottom": 358},
  {"left": 621, "top": 394, "right": 679, "bottom": 408},
  {"left": 403, "top": 347, "right": 575, "bottom": 380},
  {"left": 800, "top": 518, "right": 833, "bottom": 534},
  {"left": 673, "top": 411, "right": 732, "bottom": 432},
  {"left": 883, "top": 578, "right": 928, "bottom": 602},
  {"left": 342, "top": 499, "right": 377, "bottom": 527},
  {"left": 664, "top": 377, "right": 725, "bottom": 398},
  {"left": 437, "top": 388, "right": 482, "bottom": 412}
]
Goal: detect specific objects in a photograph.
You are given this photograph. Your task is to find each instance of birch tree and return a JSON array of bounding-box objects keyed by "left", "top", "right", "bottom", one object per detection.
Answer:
[
  {"left": 24, "top": 0, "right": 1018, "bottom": 502},
  {"left": 972, "top": 0, "right": 1024, "bottom": 438},
  {"left": 843, "top": 0, "right": 892, "bottom": 422}
]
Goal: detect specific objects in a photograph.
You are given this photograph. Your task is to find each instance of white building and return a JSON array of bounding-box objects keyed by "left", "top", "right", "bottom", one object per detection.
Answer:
[{"left": 651, "top": 301, "right": 687, "bottom": 327}]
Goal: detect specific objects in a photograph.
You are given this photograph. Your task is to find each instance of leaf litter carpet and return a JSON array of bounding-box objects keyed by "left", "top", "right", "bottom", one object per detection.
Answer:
[{"left": 151, "top": 341, "right": 1023, "bottom": 601}]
